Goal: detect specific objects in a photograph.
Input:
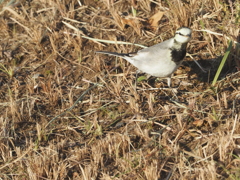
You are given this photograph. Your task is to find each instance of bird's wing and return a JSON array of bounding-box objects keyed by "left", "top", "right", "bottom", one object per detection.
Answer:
[
  {"left": 127, "top": 38, "right": 173, "bottom": 64},
  {"left": 137, "top": 38, "right": 173, "bottom": 54}
]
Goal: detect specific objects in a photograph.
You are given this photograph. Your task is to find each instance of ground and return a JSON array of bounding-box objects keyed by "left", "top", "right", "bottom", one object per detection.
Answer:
[{"left": 0, "top": 0, "right": 240, "bottom": 179}]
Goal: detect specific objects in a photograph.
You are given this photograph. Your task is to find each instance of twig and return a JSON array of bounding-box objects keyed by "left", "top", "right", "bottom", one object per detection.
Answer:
[
  {"left": 45, "top": 81, "right": 102, "bottom": 128},
  {"left": 62, "top": 21, "right": 147, "bottom": 48},
  {"left": 195, "top": 29, "right": 239, "bottom": 45}
]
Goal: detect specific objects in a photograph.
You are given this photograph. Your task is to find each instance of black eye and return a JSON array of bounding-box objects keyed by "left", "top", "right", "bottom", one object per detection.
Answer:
[
  {"left": 176, "top": 32, "right": 190, "bottom": 37},
  {"left": 176, "top": 32, "right": 184, "bottom": 36}
]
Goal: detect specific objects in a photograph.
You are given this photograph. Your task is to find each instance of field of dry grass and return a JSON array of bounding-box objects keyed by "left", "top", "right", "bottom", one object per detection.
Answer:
[{"left": 0, "top": 0, "right": 239, "bottom": 179}]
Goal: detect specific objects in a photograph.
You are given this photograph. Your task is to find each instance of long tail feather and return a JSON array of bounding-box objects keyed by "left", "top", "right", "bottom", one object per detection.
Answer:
[{"left": 96, "top": 51, "right": 129, "bottom": 58}]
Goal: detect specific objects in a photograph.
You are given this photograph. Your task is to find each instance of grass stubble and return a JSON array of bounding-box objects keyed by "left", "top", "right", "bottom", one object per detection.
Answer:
[{"left": 0, "top": 0, "right": 239, "bottom": 179}]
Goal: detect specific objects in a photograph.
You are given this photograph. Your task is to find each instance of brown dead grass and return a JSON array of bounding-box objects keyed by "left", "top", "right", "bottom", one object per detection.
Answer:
[{"left": 0, "top": 0, "right": 240, "bottom": 179}]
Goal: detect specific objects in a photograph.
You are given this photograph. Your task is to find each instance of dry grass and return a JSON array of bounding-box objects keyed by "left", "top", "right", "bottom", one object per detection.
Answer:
[{"left": 0, "top": 0, "right": 239, "bottom": 179}]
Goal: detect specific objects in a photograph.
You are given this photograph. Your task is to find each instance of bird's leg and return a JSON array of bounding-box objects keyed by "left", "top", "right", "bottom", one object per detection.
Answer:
[
  {"left": 134, "top": 70, "right": 140, "bottom": 90},
  {"left": 167, "top": 76, "right": 172, "bottom": 87}
]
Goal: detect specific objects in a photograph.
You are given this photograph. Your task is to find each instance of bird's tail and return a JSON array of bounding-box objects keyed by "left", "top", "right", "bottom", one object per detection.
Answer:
[{"left": 96, "top": 51, "right": 129, "bottom": 58}]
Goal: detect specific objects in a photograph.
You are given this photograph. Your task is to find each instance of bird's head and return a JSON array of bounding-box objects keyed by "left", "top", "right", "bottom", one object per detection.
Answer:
[{"left": 174, "top": 27, "right": 192, "bottom": 44}]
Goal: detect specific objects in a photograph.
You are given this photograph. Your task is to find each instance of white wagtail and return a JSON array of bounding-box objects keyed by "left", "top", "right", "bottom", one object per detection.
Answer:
[{"left": 96, "top": 27, "right": 192, "bottom": 87}]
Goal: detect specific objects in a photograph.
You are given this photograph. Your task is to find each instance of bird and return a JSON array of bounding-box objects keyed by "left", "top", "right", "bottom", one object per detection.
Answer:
[{"left": 96, "top": 27, "right": 192, "bottom": 87}]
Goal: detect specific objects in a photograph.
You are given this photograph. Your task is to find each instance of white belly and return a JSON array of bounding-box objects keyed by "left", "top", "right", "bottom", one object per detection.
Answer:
[{"left": 124, "top": 51, "right": 182, "bottom": 78}]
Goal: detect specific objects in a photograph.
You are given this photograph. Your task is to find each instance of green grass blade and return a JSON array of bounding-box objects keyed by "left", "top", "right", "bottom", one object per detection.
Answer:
[{"left": 212, "top": 40, "right": 233, "bottom": 86}]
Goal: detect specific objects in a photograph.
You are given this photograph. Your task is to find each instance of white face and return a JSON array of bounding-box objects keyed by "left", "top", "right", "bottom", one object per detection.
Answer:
[{"left": 174, "top": 27, "right": 192, "bottom": 43}]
